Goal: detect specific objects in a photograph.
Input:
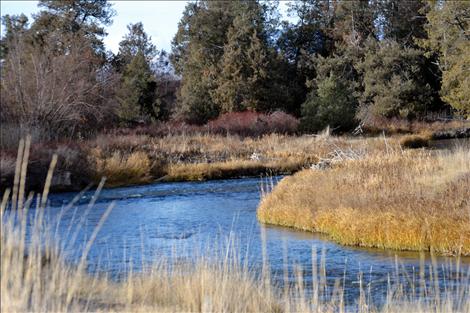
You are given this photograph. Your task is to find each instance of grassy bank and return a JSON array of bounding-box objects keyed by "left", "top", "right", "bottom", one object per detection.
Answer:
[
  {"left": 258, "top": 147, "right": 470, "bottom": 256},
  {"left": 1, "top": 117, "right": 468, "bottom": 191},
  {"left": 1, "top": 133, "right": 392, "bottom": 190}
]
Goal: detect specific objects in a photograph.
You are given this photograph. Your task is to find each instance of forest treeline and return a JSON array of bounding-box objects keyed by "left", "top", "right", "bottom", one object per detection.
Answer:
[{"left": 1, "top": 0, "right": 469, "bottom": 139}]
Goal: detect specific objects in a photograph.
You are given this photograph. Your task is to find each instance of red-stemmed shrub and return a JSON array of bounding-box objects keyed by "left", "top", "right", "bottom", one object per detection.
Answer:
[{"left": 206, "top": 111, "right": 299, "bottom": 137}]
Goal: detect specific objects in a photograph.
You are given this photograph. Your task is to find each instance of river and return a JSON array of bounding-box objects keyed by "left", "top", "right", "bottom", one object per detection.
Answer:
[{"left": 29, "top": 175, "right": 467, "bottom": 305}]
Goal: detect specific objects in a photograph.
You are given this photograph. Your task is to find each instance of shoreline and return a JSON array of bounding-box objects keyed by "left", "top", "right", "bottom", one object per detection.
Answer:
[
  {"left": 257, "top": 147, "right": 470, "bottom": 256},
  {"left": 1, "top": 131, "right": 469, "bottom": 194}
]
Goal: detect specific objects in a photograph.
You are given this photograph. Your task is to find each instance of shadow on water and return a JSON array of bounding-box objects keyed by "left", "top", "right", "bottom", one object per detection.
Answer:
[{"left": 429, "top": 137, "right": 470, "bottom": 150}]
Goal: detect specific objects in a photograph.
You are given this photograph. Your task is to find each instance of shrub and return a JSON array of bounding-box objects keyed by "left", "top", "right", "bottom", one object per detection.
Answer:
[
  {"left": 300, "top": 74, "right": 357, "bottom": 133},
  {"left": 206, "top": 111, "right": 299, "bottom": 137}
]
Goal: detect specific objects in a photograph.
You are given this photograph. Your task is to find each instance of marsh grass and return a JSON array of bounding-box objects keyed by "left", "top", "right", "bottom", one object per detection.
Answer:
[
  {"left": 90, "top": 149, "right": 152, "bottom": 187},
  {"left": 2, "top": 138, "right": 469, "bottom": 312},
  {"left": 399, "top": 134, "right": 431, "bottom": 149},
  {"left": 258, "top": 146, "right": 470, "bottom": 256}
]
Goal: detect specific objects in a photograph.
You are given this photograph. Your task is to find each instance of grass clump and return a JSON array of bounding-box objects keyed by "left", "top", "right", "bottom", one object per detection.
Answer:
[
  {"left": 399, "top": 134, "right": 430, "bottom": 149},
  {"left": 90, "top": 149, "right": 152, "bottom": 187},
  {"left": 258, "top": 148, "right": 470, "bottom": 256}
]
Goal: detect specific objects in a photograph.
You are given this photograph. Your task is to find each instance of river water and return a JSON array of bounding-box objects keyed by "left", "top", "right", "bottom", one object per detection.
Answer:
[{"left": 32, "top": 176, "right": 468, "bottom": 304}]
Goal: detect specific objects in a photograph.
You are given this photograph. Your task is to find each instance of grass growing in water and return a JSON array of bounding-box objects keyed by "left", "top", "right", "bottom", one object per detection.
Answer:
[
  {"left": 2, "top": 137, "right": 469, "bottom": 312},
  {"left": 258, "top": 147, "right": 470, "bottom": 256}
]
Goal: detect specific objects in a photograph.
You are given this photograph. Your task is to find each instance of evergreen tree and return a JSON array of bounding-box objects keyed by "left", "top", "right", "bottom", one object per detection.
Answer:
[
  {"left": 358, "top": 40, "right": 434, "bottom": 121},
  {"left": 277, "top": 0, "right": 339, "bottom": 116},
  {"left": 421, "top": 0, "right": 470, "bottom": 118},
  {"left": 376, "top": 0, "right": 428, "bottom": 47},
  {"left": 334, "top": 0, "right": 377, "bottom": 48},
  {"left": 213, "top": 6, "right": 272, "bottom": 112},
  {"left": 114, "top": 22, "right": 157, "bottom": 72},
  {"left": 117, "top": 51, "right": 159, "bottom": 122},
  {"left": 170, "top": 1, "right": 236, "bottom": 123},
  {"left": 33, "top": 0, "right": 114, "bottom": 54},
  {"left": 301, "top": 54, "right": 358, "bottom": 132},
  {"left": 0, "top": 14, "right": 29, "bottom": 59},
  {"left": 278, "top": 0, "right": 332, "bottom": 63},
  {"left": 301, "top": 74, "right": 357, "bottom": 133}
]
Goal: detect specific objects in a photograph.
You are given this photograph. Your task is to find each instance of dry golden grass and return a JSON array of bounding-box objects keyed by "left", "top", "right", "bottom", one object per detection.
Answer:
[
  {"left": 399, "top": 133, "right": 431, "bottom": 149},
  {"left": 84, "top": 134, "right": 335, "bottom": 186},
  {"left": 258, "top": 148, "right": 470, "bottom": 256},
  {"left": 87, "top": 133, "right": 398, "bottom": 186},
  {"left": 90, "top": 149, "right": 152, "bottom": 187},
  {"left": 2, "top": 138, "right": 469, "bottom": 312},
  {"left": 166, "top": 158, "right": 308, "bottom": 181}
]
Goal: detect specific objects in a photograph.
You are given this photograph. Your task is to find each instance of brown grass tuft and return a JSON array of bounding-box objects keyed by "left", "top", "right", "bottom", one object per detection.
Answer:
[
  {"left": 90, "top": 149, "right": 152, "bottom": 187},
  {"left": 399, "top": 134, "right": 430, "bottom": 149}
]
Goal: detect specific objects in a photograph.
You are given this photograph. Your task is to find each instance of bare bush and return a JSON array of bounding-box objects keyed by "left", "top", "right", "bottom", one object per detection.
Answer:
[{"left": 1, "top": 32, "right": 116, "bottom": 139}]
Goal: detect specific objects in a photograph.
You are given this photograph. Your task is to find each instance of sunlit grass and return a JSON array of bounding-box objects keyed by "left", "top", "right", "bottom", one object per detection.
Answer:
[
  {"left": 90, "top": 149, "right": 152, "bottom": 187},
  {"left": 258, "top": 147, "right": 470, "bottom": 256}
]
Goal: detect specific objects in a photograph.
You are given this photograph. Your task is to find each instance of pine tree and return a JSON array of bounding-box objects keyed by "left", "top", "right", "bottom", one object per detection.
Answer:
[
  {"left": 334, "top": 0, "right": 376, "bottom": 48},
  {"left": 33, "top": 0, "right": 114, "bottom": 54},
  {"left": 277, "top": 0, "right": 339, "bottom": 116},
  {"left": 376, "top": 0, "right": 427, "bottom": 47},
  {"left": 114, "top": 22, "right": 157, "bottom": 72}
]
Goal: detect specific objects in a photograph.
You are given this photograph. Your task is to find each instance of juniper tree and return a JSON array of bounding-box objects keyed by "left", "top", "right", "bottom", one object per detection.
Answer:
[
  {"left": 358, "top": 40, "right": 434, "bottom": 121},
  {"left": 421, "top": 0, "right": 470, "bottom": 118},
  {"left": 213, "top": 6, "right": 272, "bottom": 113},
  {"left": 117, "top": 51, "right": 159, "bottom": 122},
  {"left": 170, "top": 1, "right": 236, "bottom": 123}
]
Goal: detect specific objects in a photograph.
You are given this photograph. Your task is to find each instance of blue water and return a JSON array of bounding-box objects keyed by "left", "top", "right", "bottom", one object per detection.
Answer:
[{"left": 16, "top": 177, "right": 470, "bottom": 303}]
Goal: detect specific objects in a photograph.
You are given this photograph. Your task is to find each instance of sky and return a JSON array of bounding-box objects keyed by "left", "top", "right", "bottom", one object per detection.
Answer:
[{"left": 1, "top": 1, "right": 291, "bottom": 53}]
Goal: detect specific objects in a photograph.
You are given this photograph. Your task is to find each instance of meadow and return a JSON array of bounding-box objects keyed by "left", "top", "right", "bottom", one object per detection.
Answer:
[{"left": 0, "top": 130, "right": 386, "bottom": 190}]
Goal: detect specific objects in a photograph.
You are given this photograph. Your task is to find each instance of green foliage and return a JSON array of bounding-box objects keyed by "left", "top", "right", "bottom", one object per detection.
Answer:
[
  {"left": 334, "top": 0, "right": 376, "bottom": 47},
  {"left": 301, "top": 72, "right": 357, "bottom": 133},
  {"left": 376, "top": 0, "right": 428, "bottom": 46},
  {"left": 35, "top": 0, "right": 114, "bottom": 54},
  {"left": 358, "top": 40, "right": 433, "bottom": 121},
  {"left": 421, "top": 0, "right": 470, "bottom": 118},
  {"left": 213, "top": 8, "right": 272, "bottom": 112},
  {"left": 171, "top": 1, "right": 284, "bottom": 123},
  {"left": 114, "top": 22, "right": 157, "bottom": 72},
  {"left": 117, "top": 52, "right": 159, "bottom": 123},
  {"left": 0, "top": 14, "right": 29, "bottom": 58},
  {"left": 170, "top": 1, "right": 236, "bottom": 123}
]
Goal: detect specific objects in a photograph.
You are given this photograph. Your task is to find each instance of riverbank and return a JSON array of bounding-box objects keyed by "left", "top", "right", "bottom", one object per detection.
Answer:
[
  {"left": 258, "top": 147, "right": 470, "bottom": 256},
  {"left": 0, "top": 132, "right": 396, "bottom": 192},
  {"left": 1, "top": 123, "right": 469, "bottom": 192}
]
